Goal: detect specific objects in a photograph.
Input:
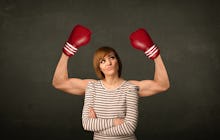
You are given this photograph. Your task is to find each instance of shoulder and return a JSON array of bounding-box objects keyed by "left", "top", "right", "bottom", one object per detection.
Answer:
[
  {"left": 86, "top": 80, "right": 101, "bottom": 89},
  {"left": 126, "top": 81, "right": 139, "bottom": 89},
  {"left": 124, "top": 81, "right": 139, "bottom": 93},
  {"left": 128, "top": 80, "right": 140, "bottom": 87},
  {"left": 87, "top": 80, "right": 100, "bottom": 85},
  {"left": 128, "top": 79, "right": 152, "bottom": 91},
  {"left": 122, "top": 81, "right": 139, "bottom": 100},
  {"left": 85, "top": 80, "right": 99, "bottom": 96}
]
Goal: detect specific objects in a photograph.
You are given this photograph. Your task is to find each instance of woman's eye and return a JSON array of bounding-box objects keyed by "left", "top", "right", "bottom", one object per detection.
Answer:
[
  {"left": 110, "top": 56, "right": 115, "bottom": 59},
  {"left": 100, "top": 60, "right": 105, "bottom": 64}
]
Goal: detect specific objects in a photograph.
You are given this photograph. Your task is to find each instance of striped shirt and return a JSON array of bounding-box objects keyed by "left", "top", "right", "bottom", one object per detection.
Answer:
[{"left": 82, "top": 80, "right": 139, "bottom": 140}]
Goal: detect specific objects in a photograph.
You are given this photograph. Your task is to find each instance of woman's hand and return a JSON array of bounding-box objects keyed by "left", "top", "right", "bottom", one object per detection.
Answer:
[
  {"left": 88, "top": 107, "right": 97, "bottom": 118},
  {"left": 113, "top": 118, "right": 124, "bottom": 126},
  {"left": 88, "top": 107, "right": 124, "bottom": 126}
]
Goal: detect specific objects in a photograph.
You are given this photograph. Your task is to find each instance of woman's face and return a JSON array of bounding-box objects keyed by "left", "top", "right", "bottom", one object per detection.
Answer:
[{"left": 99, "top": 52, "right": 119, "bottom": 77}]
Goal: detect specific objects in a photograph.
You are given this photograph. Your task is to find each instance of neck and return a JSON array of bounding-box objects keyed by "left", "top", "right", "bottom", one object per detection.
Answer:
[
  {"left": 103, "top": 76, "right": 121, "bottom": 85},
  {"left": 101, "top": 76, "right": 124, "bottom": 89}
]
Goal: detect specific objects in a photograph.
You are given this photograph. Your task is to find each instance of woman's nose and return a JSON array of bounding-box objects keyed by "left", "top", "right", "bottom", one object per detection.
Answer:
[{"left": 106, "top": 59, "right": 112, "bottom": 65}]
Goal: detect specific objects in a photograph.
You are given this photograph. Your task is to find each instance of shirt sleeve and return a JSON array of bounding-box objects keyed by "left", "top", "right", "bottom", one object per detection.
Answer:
[
  {"left": 82, "top": 82, "right": 114, "bottom": 132},
  {"left": 98, "top": 85, "right": 139, "bottom": 136}
]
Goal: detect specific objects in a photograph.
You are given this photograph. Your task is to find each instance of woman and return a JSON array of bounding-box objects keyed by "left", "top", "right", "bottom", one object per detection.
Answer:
[
  {"left": 52, "top": 24, "right": 170, "bottom": 139},
  {"left": 82, "top": 47, "right": 139, "bottom": 139}
]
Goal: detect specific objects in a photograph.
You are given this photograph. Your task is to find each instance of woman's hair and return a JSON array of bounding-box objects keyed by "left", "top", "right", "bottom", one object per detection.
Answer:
[{"left": 93, "top": 46, "right": 122, "bottom": 79}]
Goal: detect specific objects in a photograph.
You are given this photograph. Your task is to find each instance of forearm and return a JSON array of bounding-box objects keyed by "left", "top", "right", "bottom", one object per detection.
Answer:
[
  {"left": 154, "top": 55, "right": 170, "bottom": 90},
  {"left": 82, "top": 117, "right": 114, "bottom": 132},
  {"left": 98, "top": 118, "right": 137, "bottom": 136},
  {"left": 52, "top": 53, "right": 69, "bottom": 86},
  {"left": 98, "top": 87, "right": 138, "bottom": 136}
]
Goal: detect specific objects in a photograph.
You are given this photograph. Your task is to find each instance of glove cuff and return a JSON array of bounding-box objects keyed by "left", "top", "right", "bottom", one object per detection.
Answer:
[
  {"left": 63, "top": 42, "right": 78, "bottom": 57},
  {"left": 144, "top": 44, "right": 160, "bottom": 60}
]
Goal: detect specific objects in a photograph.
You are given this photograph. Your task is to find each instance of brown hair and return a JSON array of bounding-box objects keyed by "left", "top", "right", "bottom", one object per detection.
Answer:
[{"left": 93, "top": 46, "right": 122, "bottom": 79}]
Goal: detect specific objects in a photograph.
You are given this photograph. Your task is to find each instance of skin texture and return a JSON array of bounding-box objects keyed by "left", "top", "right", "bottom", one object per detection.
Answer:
[
  {"left": 52, "top": 52, "right": 170, "bottom": 97},
  {"left": 52, "top": 51, "right": 170, "bottom": 126}
]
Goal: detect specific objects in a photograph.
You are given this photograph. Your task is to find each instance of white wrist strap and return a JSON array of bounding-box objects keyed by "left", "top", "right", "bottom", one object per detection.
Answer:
[
  {"left": 63, "top": 42, "right": 78, "bottom": 55},
  {"left": 144, "top": 44, "right": 159, "bottom": 58}
]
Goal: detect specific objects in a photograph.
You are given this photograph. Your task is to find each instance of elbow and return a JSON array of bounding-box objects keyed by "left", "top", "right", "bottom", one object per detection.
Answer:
[
  {"left": 165, "top": 81, "right": 170, "bottom": 91},
  {"left": 52, "top": 80, "right": 56, "bottom": 88},
  {"left": 82, "top": 123, "right": 87, "bottom": 131},
  {"left": 52, "top": 78, "right": 63, "bottom": 90},
  {"left": 124, "top": 121, "right": 137, "bottom": 135},
  {"left": 127, "top": 126, "right": 136, "bottom": 135},
  {"left": 82, "top": 121, "right": 87, "bottom": 131},
  {"left": 82, "top": 119, "right": 91, "bottom": 131},
  {"left": 126, "top": 128, "right": 136, "bottom": 136},
  {"left": 52, "top": 80, "right": 59, "bottom": 89},
  {"left": 52, "top": 82, "right": 64, "bottom": 92},
  {"left": 161, "top": 82, "right": 170, "bottom": 92}
]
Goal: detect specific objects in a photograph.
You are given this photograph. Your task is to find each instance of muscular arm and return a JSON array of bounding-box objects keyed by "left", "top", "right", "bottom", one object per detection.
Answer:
[
  {"left": 52, "top": 53, "right": 95, "bottom": 95},
  {"left": 130, "top": 55, "right": 170, "bottom": 97}
]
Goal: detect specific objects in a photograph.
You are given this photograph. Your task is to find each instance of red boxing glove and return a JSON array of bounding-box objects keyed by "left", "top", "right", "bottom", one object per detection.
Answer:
[
  {"left": 129, "top": 28, "right": 160, "bottom": 60},
  {"left": 63, "top": 24, "right": 92, "bottom": 57}
]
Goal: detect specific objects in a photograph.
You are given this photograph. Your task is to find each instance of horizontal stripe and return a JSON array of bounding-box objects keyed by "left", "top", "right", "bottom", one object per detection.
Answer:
[{"left": 82, "top": 80, "right": 138, "bottom": 139}]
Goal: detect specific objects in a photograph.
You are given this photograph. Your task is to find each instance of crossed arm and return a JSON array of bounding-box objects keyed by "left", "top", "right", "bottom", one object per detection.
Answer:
[{"left": 81, "top": 84, "right": 138, "bottom": 136}]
